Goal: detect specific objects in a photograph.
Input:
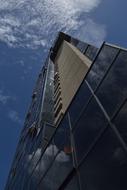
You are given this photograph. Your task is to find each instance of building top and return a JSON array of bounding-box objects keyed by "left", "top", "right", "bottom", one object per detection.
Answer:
[
  {"left": 5, "top": 31, "right": 127, "bottom": 190},
  {"left": 50, "top": 32, "right": 71, "bottom": 62}
]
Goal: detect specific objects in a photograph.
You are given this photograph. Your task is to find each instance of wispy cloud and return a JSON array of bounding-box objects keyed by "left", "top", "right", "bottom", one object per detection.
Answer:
[
  {"left": 72, "top": 18, "right": 106, "bottom": 46},
  {"left": 0, "top": 0, "right": 105, "bottom": 48},
  {"left": 0, "top": 90, "right": 11, "bottom": 105},
  {"left": 8, "top": 110, "right": 22, "bottom": 124}
]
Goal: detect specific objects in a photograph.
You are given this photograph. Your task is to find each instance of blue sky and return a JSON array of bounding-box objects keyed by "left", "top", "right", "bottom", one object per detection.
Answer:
[{"left": 0, "top": 0, "right": 126, "bottom": 189}]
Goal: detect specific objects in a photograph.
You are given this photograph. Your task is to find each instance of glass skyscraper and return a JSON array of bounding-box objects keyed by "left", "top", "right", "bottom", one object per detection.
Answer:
[{"left": 5, "top": 32, "right": 127, "bottom": 190}]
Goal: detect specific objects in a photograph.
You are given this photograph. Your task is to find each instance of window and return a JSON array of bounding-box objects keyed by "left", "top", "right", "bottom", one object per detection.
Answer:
[
  {"left": 38, "top": 152, "right": 73, "bottom": 190},
  {"left": 28, "top": 139, "right": 56, "bottom": 190},
  {"left": 73, "top": 97, "right": 108, "bottom": 163},
  {"left": 86, "top": 44, "right": 119, "bottom": 91},
  {"left": 64, "top": 173, "right": 80, "bottom": 190},
  {"left": 28, "top": 122, "right": 37, "bottom": 138},
  {"left": 113, "top": 101, "right": 127, "bottom": 145},
  {"left": 96, "top": 50, "right": 127, "bottom": 117},
  {"left": 79, "top": 127, "right": 127, "bottom": 190},
  {"left": 32, "top": 92, "right": 37, "bottom": 99},
  {"left": 69, "top": 80, "right": 92, "bottom": 128},
  {"left": 76, "top": 41, "right": 88, "bottom": 53},
  {"left": 37, "top": 115, "right": 73, "bottom": 190},
  {"left": 85, "top": 45, "right": 98, "bottom": 61}
]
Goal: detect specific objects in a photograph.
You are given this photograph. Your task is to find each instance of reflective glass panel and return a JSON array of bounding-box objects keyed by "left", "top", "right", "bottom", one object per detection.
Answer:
[
  {"left": 96, "top": 50, "right": 127, "bottom": 117},
  {"left": 73, "top": 97, "right": 108, "bottom": 163},
  {"left": 54, "top": 115, "right": 71, "bottom": 152},
  {"left": 41, "top": 60, "right": 54, "bottom": 124},
  {"left": 38, "top": 153, "right": 73, "bottom": 190},
  {"left": 86, "top": 44, "right": 119, "bottom": 90},
  {"left": 22, "top": 131, "right": 47, "bottom": 189},
  {"left": 85, "top": 45, "right": 98, "bottom": 61},
  {"left": 76, "top": 41, "right": 88, "bottom": 53},
  {"left": 28, "top": 139, "right": 56, "bottom": 190},
  {"left": 113, "top": 101, "right": 127, "bottom": 144},
  {"left": 64, "top": 173, "right": 80, "bottom": 190},
  {"left": 69, "top": 80, "right": 92, "bottom": 128},
  {"left": 38, "top": 115, "right": 73, "bottom": 190},
  {"left": 71, "top": 38, "right": 79, "bottom": 46},
  {"left": 79, "top": 127, "right": 127, "bottom": 190}
]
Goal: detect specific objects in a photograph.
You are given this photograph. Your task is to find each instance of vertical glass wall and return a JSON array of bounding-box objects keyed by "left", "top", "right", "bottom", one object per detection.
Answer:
[
  {"left": 38, "top": 43, "right": 127, "bottom": 190},
  {"left": 27, "top": 43, "right": 127, "bottom": 190},
  {"left": 41, "top": 59, "right": 54, "bottom": 125}
]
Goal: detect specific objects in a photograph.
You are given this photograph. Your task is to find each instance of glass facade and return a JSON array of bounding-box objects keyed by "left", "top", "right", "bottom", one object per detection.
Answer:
[{"left": 5, "top": 33, "right": 127, "bottom": 190}]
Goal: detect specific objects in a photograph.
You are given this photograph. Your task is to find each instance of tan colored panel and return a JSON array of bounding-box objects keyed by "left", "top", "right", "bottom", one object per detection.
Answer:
[{"left": 55, "top": 40, "right": 92, "bottom": 117}]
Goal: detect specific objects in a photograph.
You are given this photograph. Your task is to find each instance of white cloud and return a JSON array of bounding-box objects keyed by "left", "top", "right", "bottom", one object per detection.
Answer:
[
  {"left": 8, "top": 110, "right": 22, "bottom": 124},
  {"left": 27, "top": 145, "right": 72, "bottom": 189},
  {"left": 0, "top": 15, "right": 20, "bottom": 27},
  {"left": 0, "top": 25, "right": 18, "bottom": 47},
  {"left": 72, "top": 18, "right": 106, "bottom": 47},
  {"left": 27, "top": 145, "right": 71, "bottom": 176},
  {"left": 0, "top": 0, "right": 105, "bottom": 48}
]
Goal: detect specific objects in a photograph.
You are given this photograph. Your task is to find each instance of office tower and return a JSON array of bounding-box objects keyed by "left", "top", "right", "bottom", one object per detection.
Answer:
[{"left": 5, "top": 32, "right": 127, "bottom": 190}]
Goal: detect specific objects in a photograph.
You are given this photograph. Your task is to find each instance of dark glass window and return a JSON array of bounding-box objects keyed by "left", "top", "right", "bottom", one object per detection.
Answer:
[
  {"left": 41, "top": 60, "right": 54, "bottom": 124},
  {"left": 11, "top": 157, "right": 28, "bottom": 190},
  {"left": 43, "top": 123, "right": 55, "bottom": 142},
  {"left": 73, "top": 97, "right": 108, "bottom": 163},
  {"left": 113, "top": 101, "right": 127, "bottom": 144},
  {"left": 69, "top": 80, "right": 92, "bottom": 128},
  {"left": 96, "top": 50, "right": 127, "bottom": 117},
  {"left": 79, "top": 127, "right": 127, "bottom": 190},
  {"left": 64, "top": 173, "right": 80, "bottom": 190},
  {"left": 86, "top": 44, "right": 119, "bottom": 90},
  {"left": 85, "top": 45, "right": 98, "bottom": 61},
  {"left": 76, "top": 41, "right": 88, "bottom": 53},
  {"left": 28, "top": 140, "right": 56, "bottom": 190},
  {"left": 38, "top": 115, "right": 73, "bottom": 190},
  {"left": 54, "top": 114, "right": 71, "bottom": 152},
  {"left": 11, "top": 152, "right": 28, "bottom": 189},
  {"left": 38, "top": 153, "right": 73, "bottom": 190},
  {"left": 71, "top": 38, "right": 79, "bottom": 47},
  {"left": 12, "top": 172, "right": 23, "bottom": 190},
  {"left": 22, "top": 130, "right": 47, "bottom": 189}
]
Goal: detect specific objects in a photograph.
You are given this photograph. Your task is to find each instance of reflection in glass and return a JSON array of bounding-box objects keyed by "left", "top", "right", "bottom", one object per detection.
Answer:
[
  {"left": 71, "top": 38, "right": 79, "bottom": 47},
  {"left": 76, "top": 41, "right": 88, "bottom": 53},
  {"left": 96, "top": 50, "right": 127, "bottom": 117},
  {"left": 86, "top": 44, "right": 119, "bottom": 90},
  {"left": 85, "top": 45, "right": 98, "bottom": 61},
  {"left": 79, "top": 127, "right": 127, "bottom": 190},
  {"left": 73, "top": 98, "right": 108, "bottom": 163},
  {"left": 65, "top": 173, "right": 80, "bottom": 190},
  {"left": 54, "top": 115, "right": 71, "bottom": 153},
  {"left": 28, "top": 140, "right": 56, "bottom": 190},
  {"left": 39, "top": 151, "right": 73, "bottom": 190},
  {"left": 38, "top": 115, "right": 73, "bottom": 190},
  {"left": 69, "top": 80, "right": 92, "bottom": 128},
  {"left": 41, "top": 60, "right": 54, "bottom": 124},
  {"left": 114, "top": 101, "right": 127, "bottom": 144},
  {"left": 21, "top": 129, "right": 46, "bottom": 189}
]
